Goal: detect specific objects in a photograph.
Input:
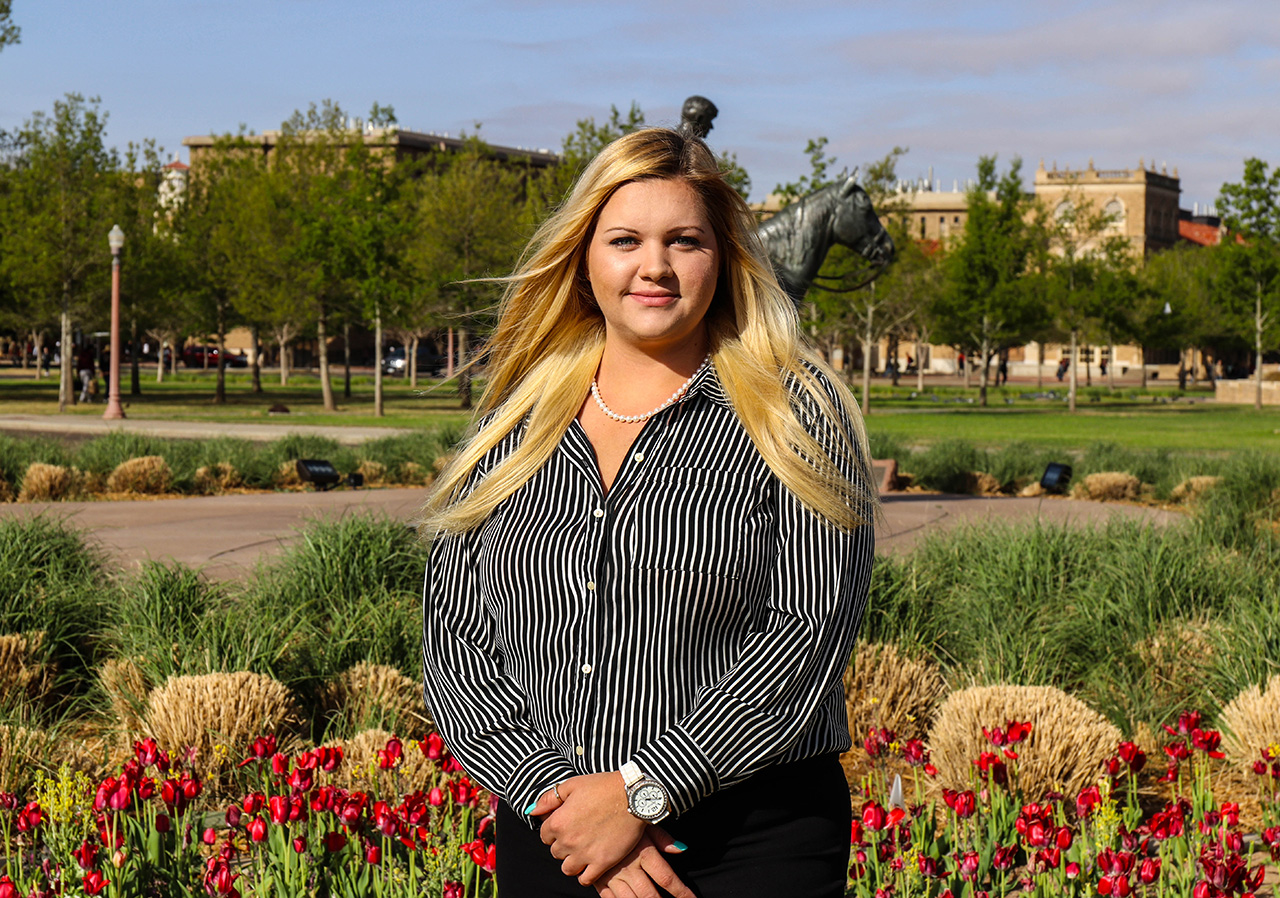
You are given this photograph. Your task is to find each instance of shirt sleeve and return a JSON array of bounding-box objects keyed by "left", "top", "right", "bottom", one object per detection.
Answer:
[
  {"left": 628, "top": 374, "right": 875, "bottom": 815},
  {"left": 421, "top": 445, "right": 578, "bottom": 824}
]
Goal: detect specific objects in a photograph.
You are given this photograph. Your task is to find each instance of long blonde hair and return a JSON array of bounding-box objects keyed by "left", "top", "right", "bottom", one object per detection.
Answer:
[{"left": 422, "top": 127, "right": 876, "bottom": 535}]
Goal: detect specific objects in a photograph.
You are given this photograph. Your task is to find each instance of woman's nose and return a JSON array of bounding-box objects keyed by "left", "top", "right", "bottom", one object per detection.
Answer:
[{"left": 638, "top": 245, "right": 673, "bottom": 280}]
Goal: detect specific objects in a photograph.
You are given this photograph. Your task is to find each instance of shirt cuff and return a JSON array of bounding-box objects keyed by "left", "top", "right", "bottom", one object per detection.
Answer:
[
  {"left": 509, "top": 748, "right": 578, "bottom": 828},
  {"left": 628, "top": 726, "right": 718, "bottom": 817}
]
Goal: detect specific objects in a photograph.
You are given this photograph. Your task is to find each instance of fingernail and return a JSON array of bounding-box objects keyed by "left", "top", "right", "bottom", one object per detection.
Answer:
[
  {"left": 523, "top": 802, "right": 537, "bottom": 815},
  {"left": 672, "top": 840, "right": 688, "bottom": 852}
]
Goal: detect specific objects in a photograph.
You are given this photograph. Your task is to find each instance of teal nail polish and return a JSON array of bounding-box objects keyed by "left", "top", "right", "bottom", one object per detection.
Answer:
[
  {"left": 523, "top": 802, "right": 538, "bottom": 815},
  {"left": 672, "top": 840, "right": 688, "bottom": 852}
]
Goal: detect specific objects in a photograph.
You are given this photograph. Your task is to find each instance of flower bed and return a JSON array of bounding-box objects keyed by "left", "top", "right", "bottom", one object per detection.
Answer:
[
  {"left": 1, "top": 733, "right": 496, "bottom": 898},
  {"left": 846, "top": 712, "right": 1280, "bottom": 898}
]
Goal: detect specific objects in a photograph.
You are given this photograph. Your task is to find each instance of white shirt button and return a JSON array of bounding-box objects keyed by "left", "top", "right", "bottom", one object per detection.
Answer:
[
  {"left": 575, "top": 745, "right": 585, "bottom": 756},
  {"left": 581, "top": 663, "right": 593, "bottom": 674},
  {"left": 593, "top": 508, "right": 604, "bottom": 519},
  {"left": 586, "top": 581, "right": 595, "bottom": 591},
  {"left": 634, "top": 452, "right": 645, "bottom": 463}
]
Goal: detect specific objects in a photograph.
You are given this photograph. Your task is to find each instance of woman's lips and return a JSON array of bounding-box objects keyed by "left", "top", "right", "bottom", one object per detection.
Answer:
[{"left": 629, "top": 292, "right": 678, "bottom": 307}]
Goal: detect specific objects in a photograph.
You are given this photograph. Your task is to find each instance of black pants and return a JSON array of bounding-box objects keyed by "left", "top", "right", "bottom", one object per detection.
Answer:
[{"left": 495, "top": 754, "right": 851, "bottom": 898}]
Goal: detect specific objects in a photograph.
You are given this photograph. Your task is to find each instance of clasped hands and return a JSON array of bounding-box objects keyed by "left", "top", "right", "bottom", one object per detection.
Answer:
[{"left": 528, "top": 771, "right": 693, "bottom": 898}]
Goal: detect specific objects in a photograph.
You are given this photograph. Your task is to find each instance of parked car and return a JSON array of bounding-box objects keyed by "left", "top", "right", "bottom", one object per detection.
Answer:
[
  {"left": 182, "top": 346, "right": 248, "bottom": 368},
  {"left": 381, "top": 345, "right": 445, "bottom": 377}
]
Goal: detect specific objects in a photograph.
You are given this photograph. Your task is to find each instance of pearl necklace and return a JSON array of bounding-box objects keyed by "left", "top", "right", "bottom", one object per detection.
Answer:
[{"left": 591, "top": 355, "right": 712, "bottom": 424}]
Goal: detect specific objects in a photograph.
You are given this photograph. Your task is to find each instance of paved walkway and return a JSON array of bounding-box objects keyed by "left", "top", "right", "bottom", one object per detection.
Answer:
[
  {"left": 0, "top": 414, "right": 412, "bottom": 445},
  {"left": 0, "top": 486, "right": 1183, "bottom": 580}
]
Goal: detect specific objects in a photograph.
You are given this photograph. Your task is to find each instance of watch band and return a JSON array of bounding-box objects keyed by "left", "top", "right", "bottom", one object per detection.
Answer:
[{"left": 620, "top": 761, "right": 644, "bottom": 788}]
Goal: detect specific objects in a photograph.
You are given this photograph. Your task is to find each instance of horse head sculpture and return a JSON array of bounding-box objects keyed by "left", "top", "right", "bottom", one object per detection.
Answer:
[{"left": 756, "top": 170, "right": 895, "bottom": 305}]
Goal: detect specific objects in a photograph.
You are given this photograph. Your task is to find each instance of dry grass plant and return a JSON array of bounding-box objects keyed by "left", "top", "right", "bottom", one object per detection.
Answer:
[
  {"left": 194, "top": 463, "right": 243, "bottom": 494},
  {"left": 355, "top": 460, "right": 386, "bottom": 485},
  {"left": 1133, "top": 618, "right": 1219, "bottom": 715},
  {"left": 319, "top": 661, "right": 433, "bottom": 737},
  {"left": 1170, "top": 476, "right": 1221, "bottom": 504},
  {"left": 1072, "top": 472, "right": 1142, "bottom": 502},
  {"left": 106, "top": 456, "right": 173, "bottom": 494},
  {"left": 0, "top": 632, "right": 53, "bottom": 706},
  {"left": 274, "top": 461, "right": 302, "bottom": 488},
  {"left": 964, "top": 472, "right": 1002, "bottom": 496},
  {"left": 400, "top": 462, "right": 432, "bottom": 486},
  {"left": 331, "top": 727, "right": 439, "bottom": 792},
  {"left": 100, "top": 656, "right": 150, "bottom": 734},
  {"left": 140, "top": 671, "right": 304, "bottom": 770},
  {"left": 929, "top": 684, "right": 1122, "bottom": 801},
  {"left": 18, "top": 463, "right": 74, "bottom": 501},
  {"left": 844, "top": 642, "right": 948, "bottom": 744},
  {"left": 1220, "top": 674, "right": 1280, "bottom": 769},
  {"left": 0, "top": 476, "right": 12, "bottom": 502}
]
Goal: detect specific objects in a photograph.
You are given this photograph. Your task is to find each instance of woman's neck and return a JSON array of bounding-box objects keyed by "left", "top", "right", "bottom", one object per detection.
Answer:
[{"left": 593, "top": 335, "right": 710, "bottom": 415}]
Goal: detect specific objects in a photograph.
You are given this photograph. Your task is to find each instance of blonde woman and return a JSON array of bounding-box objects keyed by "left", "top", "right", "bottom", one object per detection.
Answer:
[{"left": 421, "top": 128, "right": 875, "bottom": 898}]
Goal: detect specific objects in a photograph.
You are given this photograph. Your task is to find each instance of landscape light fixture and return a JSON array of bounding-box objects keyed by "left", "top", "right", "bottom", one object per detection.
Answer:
[
  {"left": 103, "top": 225, "right": 127, "bottom": 420},
  {"left": 296, "top": 459, "right": 341, "bottom": 491},
  {"left": 1040, "top": 462, "right": 1073, "bottom": 494}
]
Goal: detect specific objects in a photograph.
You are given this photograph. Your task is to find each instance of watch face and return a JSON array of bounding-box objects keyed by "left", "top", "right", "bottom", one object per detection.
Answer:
[{"left": 632, "top": 783, "right": 667, "bottom": 819}]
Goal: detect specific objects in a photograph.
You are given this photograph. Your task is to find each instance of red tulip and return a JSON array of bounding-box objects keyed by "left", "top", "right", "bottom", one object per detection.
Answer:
[
  {"left": 247, "top": 816, "right": 267, "bottom": 843},
  {"left": 917, "top": 855, "right": 946, "bottom": 878},
  {"left": 294, "top": 750, "right": 319, "bottom": 770},
  {"left": 901, "top": 739, "right": 929, "bottom": 766},
  {"left": 82, "top": 871, "right": 110, "bottom": 895},
  {"left": 1139, "top": 858, "right": 1161, "bottom": 884},
  {"left": 1191, "top": 728, "right": 1225, "bottom": 758},
  {"left": 1005, "top": 720, "right": 1032, "bottom": 743},
  {"left": 293, "top": 836, "right": 307, "bottom": 854},
  {"left": 324, "top": 831, "right": 348, "bottom": 852},
  {"left": 288, "top": 767, "right": 313, "bottom": 793},
  {"left": 155, "top": 813, "right": 171, "bottom": 833},
  {"left": 1117, "top": 741, "right": 1146, "bottom": 773},
  {"left": 992, "top": 845, "right": 1017, "bottom": 870},
  {"left": 73, "top": 840, "right": 98, "bottom": 871},
  {"left": 1076, "top": 784, "right": 1101, "bottom": 818},
  {"left": 0, "top": 876, "right": 15, "bottom": 898},
  {"left": 225, "top": 804, "right": 241, "bottom": 827},
  {"left": 271, "top": 753, "right": 289, "bottom": 776},
  {"left": 202, "top": 827, "right": 217, "bottom": 845},
  {"left": 442, "top": 882, "right": 463, "bottom": 898},
  {"left": 974, "top": 752, "right": 1008, "bottom": 785},
  {"left": 365, "top": 842, "right": 382, "bottom": 864},
  {"left": 1065, "top": 862, "right": 1080, "bottom": 879},
  {"left": 421, "top": 733, "right": 445, "bottom": 760},
  {"left": 1055, "top": 826, "right": 1073, "bottom": 849},
  {"left": 243, "top": 792, "right": 265, "bottom": 815},
  {"left": 861, "top": 800, "right": 888, "bottom": 831},
  {"left": 316, "top": 746, "right": 344, "bottom": 772},
  {"left": 377, "top": 737, "right": 404, "bottom": 770},
  {"left": 957, "top": 851, "right": 980, "bottom": 881},
  {"left": 268, "top": 795, "right": 289, "bottom": 825},
  {"left": 429, "top": 787, "right": 445, "bottom": 807},
  {"left": 237, "top": 734, "right": 277, "bottom": 767}
]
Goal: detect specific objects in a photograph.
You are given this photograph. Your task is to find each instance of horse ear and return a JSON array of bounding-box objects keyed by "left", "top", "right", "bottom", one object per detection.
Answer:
[{"left": 840, "top": 167, "right": 862, "bottom": 196}]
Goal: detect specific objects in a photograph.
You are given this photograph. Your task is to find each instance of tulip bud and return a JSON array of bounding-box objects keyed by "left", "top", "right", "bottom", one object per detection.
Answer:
[
  {"left": 247, "top": 817, "right": 267, "bottom": 843},
  {"left": 365, "top": 843, "right": 382, "bottom": 864},
  {"left": 293, "top": 836, "right": 307, "bottom": 854},
  {"left": 155, "top": 813, "right": 170, "bottom": 833},
  {"left": 202, "top": 827, "right": 218, "bottom": 845},
  {"left": 112, "top": 849, "right": 128, "bottom": 868}
]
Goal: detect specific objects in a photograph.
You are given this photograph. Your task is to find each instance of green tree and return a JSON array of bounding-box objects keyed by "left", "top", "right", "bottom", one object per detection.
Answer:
[
  {"left": 933, "top": 156, "right": 1036, "bottom": 407},
  {"left": 412, "top": 134, "right": 526, "bottom": 408},
  {"left": 0, "top": 0, "right": 19, "bottom": 52},
  {"left": 0, "top": 94, "right": 117, "bottom": 409},
  {"left": 1217, "top": 157, "right": 1280, "bottom": 409}
]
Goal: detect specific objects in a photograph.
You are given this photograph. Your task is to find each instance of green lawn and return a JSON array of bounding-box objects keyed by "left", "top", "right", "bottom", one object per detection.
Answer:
[{"left": 4, "top": 368, "right": 1278, "bottom": 452}]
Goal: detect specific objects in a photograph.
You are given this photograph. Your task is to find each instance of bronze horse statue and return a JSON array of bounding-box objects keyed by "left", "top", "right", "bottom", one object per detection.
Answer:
[{"left": 756, "top": 171, "right": 895, "bottom": 305}]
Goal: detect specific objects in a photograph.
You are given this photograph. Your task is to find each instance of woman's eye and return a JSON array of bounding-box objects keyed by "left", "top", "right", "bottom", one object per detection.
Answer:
[
  {"left": 673, "top": 235, "right": 701, "bottom": 247},
  {"left": 609, "top": 236, "right": 637, "bottom": 246}
]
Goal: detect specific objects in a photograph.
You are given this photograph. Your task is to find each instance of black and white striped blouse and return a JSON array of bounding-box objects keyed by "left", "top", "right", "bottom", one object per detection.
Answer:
[{"left": 421, "top": 361, "right": 874, "bottom": 824}]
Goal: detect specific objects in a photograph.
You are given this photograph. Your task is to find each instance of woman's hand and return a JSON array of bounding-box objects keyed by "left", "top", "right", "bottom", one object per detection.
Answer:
[
  {"left": 530, "top": 771, "right": 646, "bottom": 885},
  {"left": 594, "top": 829, "right": 693, "bottom": 898}
]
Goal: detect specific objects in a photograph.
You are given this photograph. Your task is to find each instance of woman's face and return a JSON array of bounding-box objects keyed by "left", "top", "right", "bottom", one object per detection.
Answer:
[{"left": 586, "top": 178, "right": 720, "bottom": 357}]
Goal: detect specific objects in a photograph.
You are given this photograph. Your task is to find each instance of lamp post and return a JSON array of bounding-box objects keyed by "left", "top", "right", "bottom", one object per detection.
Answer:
[{"left": 103, "top": 225, "right": 127, "bottom": 420}]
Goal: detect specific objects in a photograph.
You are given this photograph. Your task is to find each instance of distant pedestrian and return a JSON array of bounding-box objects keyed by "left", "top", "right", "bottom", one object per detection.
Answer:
[
  {"left": 77, "top": 345, "right": 96, "bottom": 403},
  {"left": 1099, "top": 359, "right": 1107, "bottom": 377},
  {"left": 1055, "top": 358, "right": 1069, "bottom": 382},
  {"left": 957, "top": 352, "right": 965, "bottom": 374},
  {"left": 997, "top": 358, "right": 1009, "bottom": 385}
]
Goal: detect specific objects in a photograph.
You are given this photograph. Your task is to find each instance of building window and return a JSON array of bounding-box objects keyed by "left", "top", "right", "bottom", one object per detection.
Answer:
[
  {"left": 920, "top": 216, "right": 926, "bottom": 239},
  {"left": 1054, "top": 200, "right": 1073, "bottom": 222},
  {"left": 1104, "top": 199, "right": 1125, "bottom": 232}
]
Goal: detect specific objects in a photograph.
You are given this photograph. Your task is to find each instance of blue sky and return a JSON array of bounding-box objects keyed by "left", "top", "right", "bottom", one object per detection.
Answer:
[{"left": 3, "top": 0, "right": 1277, "bottom": 209}]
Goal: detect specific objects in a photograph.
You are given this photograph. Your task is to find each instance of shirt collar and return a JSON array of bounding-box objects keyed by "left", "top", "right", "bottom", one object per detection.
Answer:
[{"left": 685, "top": 357, "right": 732, "bottom": 409}]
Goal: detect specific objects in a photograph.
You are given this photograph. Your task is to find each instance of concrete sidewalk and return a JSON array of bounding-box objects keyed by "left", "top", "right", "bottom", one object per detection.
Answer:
[
  {"left": 0, "top": 486, "right": 1182, "bottom": 580},
  {"left": 0, "top": 414, "right": 413, "bottom": 445}
]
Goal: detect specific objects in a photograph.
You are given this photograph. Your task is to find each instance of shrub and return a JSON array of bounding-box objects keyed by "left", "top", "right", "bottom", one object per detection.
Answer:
[
  {"left": 844, "top": 642, "right": 947, "bottom": 744},
  {"left": 141, "top": 671, "right": 304, "bottom": 768},
  {"left": 73, "top": 431, "right": 170, "bottom": 477},
  {"left": 928, "top": 684, "right": 1121, "bottom": 800},
  {"left": 0, "top": 476, "right": 11, "bottom": 502},
  {"left": 106, "top": 455, "right": 173, "bottom": 494},
  {"left": 274, "top": 459, "right": 303, "bottom": 487},
  {"left": 1170, "top": 475, "right": 1221, "bottom": 504},
  {"left": 358, "top": 428, "right": 465, "bottom": 483},
  {"left": 18, "top": 462, "right": 75, "bottom": 501},
  {"left": 319, "top": 661, "right": 432, "bottom": 738},
  {"left": 1073, "top": 471, "right": 1141, "bottom": 501},
  {"left": 0, "top": 435, "right": 70, "bottom": 495},
  {"left": 100, "top": 656, "right": 149, "bottom": 734},
  {"left": 906, "top": 440, "right": 988, "bottom": 494},
  {"left": 355, "top": 459, "right": 387, "bottom": 485},
  {"left": 866, "top": 431, "right": 907, "bottom": 464},
  {"left": 1219, "top": 674, "right": 1280, "bottom": 769}
]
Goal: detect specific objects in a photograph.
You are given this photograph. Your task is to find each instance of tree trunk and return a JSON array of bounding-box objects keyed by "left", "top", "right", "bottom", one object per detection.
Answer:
[
  {"left": 889, "top": 335, "right": 901, "bottom": 386},
  {"left": 915, "top": 336, "right": 925, "bottom": 392},
  {"left": 962, "top": 352, "right": 971, "bottom": 389},
  {"left": 170, "top": 341, "right": 178, "bottom": 378},
  {"left": 446, "top": 328, "right": 454, "bottom": 379},
  {"left": 979, "top": 318, "right": 990, "bottom": 408},
  {"left": 130, "top": 318, "right": 141, "bottom": 396},
  {"left": 410, "top": 335, "right": 419, "bottom": 388},
  {"left": 250, "top": 325, "right": 262, "bottom": 394},
  {"left": 1140, "top": 345, "right": 1148, "bottom": 389},
  {"left": 1256, "top": 280, "right": 1265, "bottom": 411},
  {"left": 156, "top": 340, "right": 165, "bottom": 384},
  {"left": 276, "top": 329, "right": 290, "bottom": 386},
  {"left": 24, "top": 331, "right": 34, "bottom": 371},
  {"left": 58, "top": 287, "right": 72, "bottom": 411},
  {"left": 318, "top": 307, "right": 336, "bottom": 411},
  {"left": 214, "top": 301, "right": 227, "bottom": 405},
  {"left": 1068, "top": 329, "right": 1079, "bottom": 413},
  {"left": 1107, "top": 342, "right": 1116, "bottom": 391},
  {"left": 1085, "top": 345, "right": 1092, "bottom": 388},
  {"left": 458, "top": 327, "right": 472, "bottom": 409},
  {"left": 861, "top": 310, "right": 873, "bottom": 414},
  {"left": 342, "top": 322, "right": 352, "bottom": 400},
  {"left": 374, "top": 309, "right": 384, "bottom": 418},
  {"left": 1037, "top": 343, "right": 1045, "bottom": 389}
]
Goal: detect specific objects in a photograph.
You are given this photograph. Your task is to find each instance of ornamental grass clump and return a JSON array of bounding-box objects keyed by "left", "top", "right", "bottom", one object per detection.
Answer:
[
  {"left": 320, "top": 662, "right": 433, "bottom": 738},
  {"left": 844, "top": 642, "right": 947, "bottom": 745},
  {"left": 355, "top": 459, "right": 387, "bottom": 485},
  {"left": 1073, "top": 471, "right": 1142, "bottom": 502},
  {"left": 141, "top": 672, "right": 304, "bottom": 770},
  {"left": 334, "top": 728, "right": 442, "bottom": 792},
  {"left": 193, "top": 461, "right": 243, "bottom": 494},
  {"left": 1220, "top": 674, "right": 1280, "bottom": 771},
  {"left": 17, "top": 462, "right": 74, "bottom": 501},
  {"left": 99, "top": 656, "right": 149, "bottom": 734},
  {"left": 929, "top": 684, "right": 1121, "bottom": 800},
  {"left": 1170, "top": 475, "right": 1221, "bottom": 504},
  {"left": 106, "top": 455, "right": 173, "bottom": 494}
]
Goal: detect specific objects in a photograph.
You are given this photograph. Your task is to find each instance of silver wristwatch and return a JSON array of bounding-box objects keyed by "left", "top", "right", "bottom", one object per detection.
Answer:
[{"left": 620, "top": 761, "right": 671, "bottom": 822}]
